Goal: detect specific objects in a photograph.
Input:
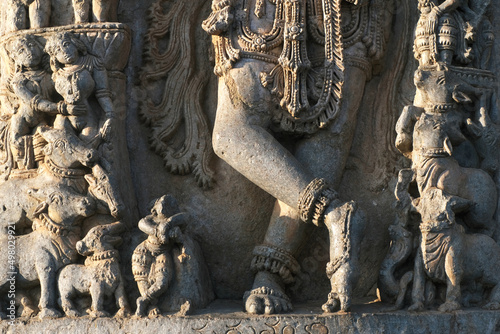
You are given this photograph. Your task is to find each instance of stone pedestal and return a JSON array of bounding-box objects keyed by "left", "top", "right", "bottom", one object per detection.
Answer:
[{"left": 2, "top": 301, "right": 500, "bottom": 334}]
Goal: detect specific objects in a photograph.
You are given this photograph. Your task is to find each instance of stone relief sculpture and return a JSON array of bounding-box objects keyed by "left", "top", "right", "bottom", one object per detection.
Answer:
[
  {"left": 58, "top": 222, "right": 131, "bottom": 318},
  {"left": 203, "top": 0, "right": 393, "bottom": 314},
  {"left": 4, "top": 0, "right": 52, "bottom": 33},
  {"left": 4, "top": 0, "right": 500, "bottom": 331},
  {"left": 0, "top": 185, "right": 96, "bottom": 319},
  {"left": 140, "top": 0, "right": 215, "bottom": 189},
  {"left": 133, "top": 195, "right": 214, "bottom": 317},
  {"left": 0, "top": 1, "right": 137, "bottom": 320},
  {"left": 3, "top": 34, "right": 59, "bottom": 171},
  {"left": 379, "top": 0, "right": 500, "bottom": 312},
  {"left": 44, "top": 31, "right": 114, "bottom": 144}
]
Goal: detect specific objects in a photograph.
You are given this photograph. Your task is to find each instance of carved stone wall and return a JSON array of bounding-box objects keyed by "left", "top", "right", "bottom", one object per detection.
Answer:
[{"left": 2, "top": 0, "right": 500, "bottom": 329}]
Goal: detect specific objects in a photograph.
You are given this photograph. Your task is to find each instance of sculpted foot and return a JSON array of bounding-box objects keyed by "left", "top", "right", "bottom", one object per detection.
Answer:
[
  {"left": 90, "top": 309, "right": 110, "bottom": 318},
  {"left": 483, "top": 302, "right": 500, "bottom": 310},
  {"left": 244, "top": 271, "right": 292, "bottom": 314},
  {"left": 148, "top": 307, "right": 161, "bottom": 318},
  {"left": 38, "top": 307, "right": 62, "bottom": 319},
  {"left": 408, "top": 302, "right": 425, "bottom": 312},
  {"left": 63, "top": 307, "right": 81, "bottom": 318},
  {"left": 322, "top": 292, "right": 340, "bottom": 313},
  {"left": 438, "top": 301, "right": 461, "bottom": 312},
  {"left": 20, "top": 300, "right": 38, "bottom": 318},
  {"left": 115, "top": 307, "right": 131, "bottom": 318},
  {"left": 323, "top": 201, "right": 365, "bottom": 314}
]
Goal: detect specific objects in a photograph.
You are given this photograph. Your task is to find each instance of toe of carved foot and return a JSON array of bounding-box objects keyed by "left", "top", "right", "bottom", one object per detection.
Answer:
[
  {"left": 408, "top": 302, "right": 425, "bottom": 312},
  {"left": 90, "top": 309, "right": 110, "bottom": 318},
  {"left": 483, "top": 302, "right": 500, "bottom": 310},
  {"left": 38, "top": 308, "right": 62, "bottom": 319},
  {"left": 438, "top": 301, "right": 461, "bottom": 312},
  {"left": 244, "top": 287, "right": 292, "bottom": 315}
]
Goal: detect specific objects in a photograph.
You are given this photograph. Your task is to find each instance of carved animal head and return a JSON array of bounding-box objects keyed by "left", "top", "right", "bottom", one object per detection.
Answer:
[
  {"left": 414, "top": 67, "right": 474, "bottom": 107},
  {"left": 29, "top": 186, "right": 96, "bottom": 225},
  {"left": 412, "top": 188, "right": 472, "bottom": 232},
  {"left": 37, "top": 126, "right": 97, "bottom": 168},
  {"left": 413, "top": 116, "right": 454, "bottom": 156},
  {"left": 85, "top": 164, "right": 125, "bottom": 218},
  {"left": 76, "top": 222, "right": 125, "bottom": 255}
]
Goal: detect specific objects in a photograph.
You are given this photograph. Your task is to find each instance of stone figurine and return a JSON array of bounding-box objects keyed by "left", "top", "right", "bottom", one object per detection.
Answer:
[
  {"left": 3, "top": 35, "right": 65, "bottom": 171},
  {"left": 409, "top": 187, "right": 500, "bottom": 312},
  {"left": 133, "top": 195, "right": 214, "bottom": 317},
  {"left": 203, "top": 0, "right": 392, "bottom": 314},
  {"left": 0, "top": 186, "right": 96, "bottom": 319},
  {"left": 44, "top": 32, "right": 114, "bottom": 144},
  {"left": 58, "top": 222, "right": 131, "bottom": 318},
  {"left": 414, "top": 0, "right": 494, "bottom": 68},
  {"left": 379, "top": 0, "right": 500, "bottom": 312}
]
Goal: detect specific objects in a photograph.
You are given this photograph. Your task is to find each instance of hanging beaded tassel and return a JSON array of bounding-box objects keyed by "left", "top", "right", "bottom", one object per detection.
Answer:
[{"left": 255, "top": 0, "right": 266, "bottom": 18}]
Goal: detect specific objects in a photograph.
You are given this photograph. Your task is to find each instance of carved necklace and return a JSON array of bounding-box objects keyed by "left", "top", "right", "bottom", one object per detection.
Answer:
[
  {"left": 45, "top": 158, "right": 87, "bottom": 179},
  {"left": 88, "top": 250, "right": 119, "bottom": 262},
  {"left": 33, "top": 213, "right": 71, "bottom": 236}
]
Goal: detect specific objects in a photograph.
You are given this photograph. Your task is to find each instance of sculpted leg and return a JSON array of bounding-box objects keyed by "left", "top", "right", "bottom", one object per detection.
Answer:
[
  {"left": 242, "top": 65, "right": 368, "bottom": 314},
  {"left": 36, "top": 261, "right": 62, "bottom": 319},
  {"left": 92, "top": 0, "right": 111, "bottom": 22},
  {"left": 212, "top": 59, "right": 315, "bottom": 209},
  {"left": 89, "top": 283, "right": 110, "bottom": 317},
  {"left": 73, "top": 0, "right": 90, "bottom": 23},
  {"left": 5, "top": 2, "right": 27, "bottom": 32},
  {"left": 29, "top": 0, "right": 51, "bottom": 28}
]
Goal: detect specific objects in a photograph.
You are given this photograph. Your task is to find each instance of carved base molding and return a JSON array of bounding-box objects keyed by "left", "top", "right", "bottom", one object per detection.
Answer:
[{"left": 2, "top": 301, "right": 500, "bottom": 333}]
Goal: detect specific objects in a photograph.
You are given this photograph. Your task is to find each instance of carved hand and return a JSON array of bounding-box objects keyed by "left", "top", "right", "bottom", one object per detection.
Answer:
[
  {"left": 156, "top": 221, "right": 170, "bottom": 244},
  {"left": 202, "top": 5, "right": 234, "bottom": 35},
  {"left": 100, "top": 117, "right": 115, "bottom": 142},
  {"left": 66, "top": 104, "right": 87, "bottom": 116},
  {"left": 168, "top": 226, "right": 183, "bottom": 243}
]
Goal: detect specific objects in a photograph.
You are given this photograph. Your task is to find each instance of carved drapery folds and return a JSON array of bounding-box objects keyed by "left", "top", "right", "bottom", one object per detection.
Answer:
[
  {"left": 380, "top": 0, "right": 500, "bottom": 312},
  {"left": 140, "top": 0, "right": 215, "bottom": 189}
]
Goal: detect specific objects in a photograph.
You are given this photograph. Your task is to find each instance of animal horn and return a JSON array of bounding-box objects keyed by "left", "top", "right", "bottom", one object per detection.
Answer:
[
  {"left": 443, "top": 137, "right": 453, "bottom": 156},
  {"left": 33, "top": 202, "right": 49, "bottom": 217},
  {"left": 448, "top": 195, "right": 473, "bottom": 213},
  {"left": 166, "top": 212, "right": 188, "bottom": 228},
  {"left": 27, "top": 188, "right": 45, "bottom": 201},
  {"left": 103, "top": 221, "right": 126, "bottom": 235}
]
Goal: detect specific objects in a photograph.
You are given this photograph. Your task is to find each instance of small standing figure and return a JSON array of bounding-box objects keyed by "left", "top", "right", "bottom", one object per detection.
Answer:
[
  {"left": 5, "top": 0, "right": 51, "bottom": 32},
  {"left": 73, "top": 0, "right": 119, "bottom": 23},
  {"left": 132, "top": 195, "right": 187, "bottom": 318},
  {"left": 44, "top": 32, "right": 115, "bottom": 144},
  {"left": 5, "top": 35, "right": 64, "bottom": 170}
]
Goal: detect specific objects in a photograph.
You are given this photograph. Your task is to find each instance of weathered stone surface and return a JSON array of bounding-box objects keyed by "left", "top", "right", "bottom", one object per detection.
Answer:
[
  {"left": 1, "top": 0, "right": 500, "bottom": 327},
  {"left": 3, "top": 301, "right": 500, "bottom": 333}
]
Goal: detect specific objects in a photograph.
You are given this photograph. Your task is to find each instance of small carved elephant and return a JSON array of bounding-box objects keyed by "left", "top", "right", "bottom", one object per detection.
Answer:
[{"left": 57, "top": 222, "right": 130, "bottom": 317}]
